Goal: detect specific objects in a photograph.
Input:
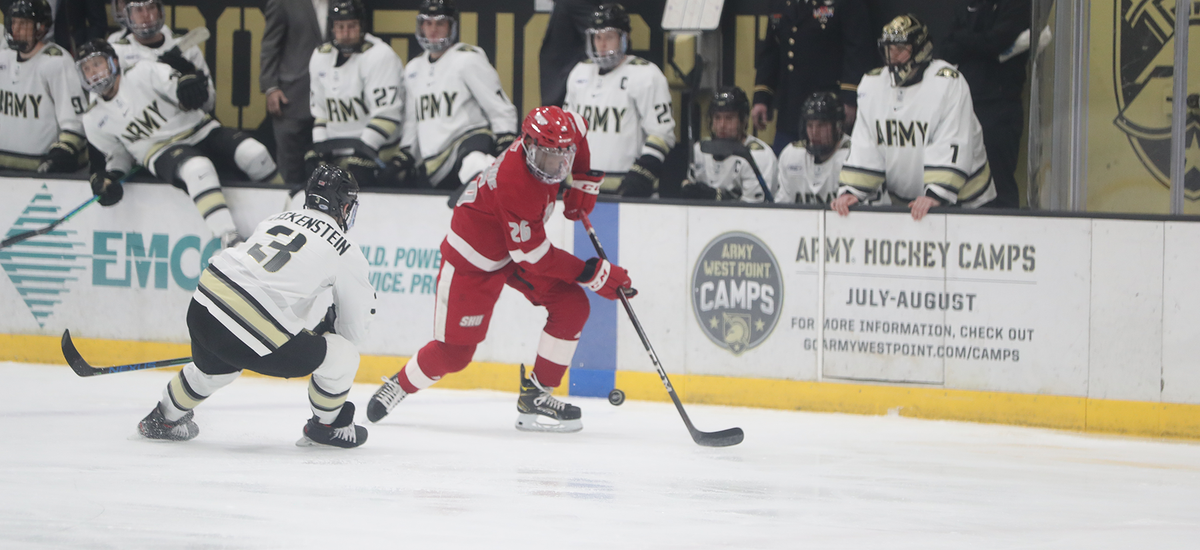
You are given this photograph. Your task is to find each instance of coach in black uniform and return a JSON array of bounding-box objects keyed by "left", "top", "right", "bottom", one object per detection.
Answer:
[{"left": 751, "top": 0, "right": 875, "bottom": 154}]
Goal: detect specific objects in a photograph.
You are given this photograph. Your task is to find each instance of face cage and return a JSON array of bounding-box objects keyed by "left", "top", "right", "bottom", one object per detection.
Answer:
[
  {"left": 804, "top": 119, "right": 843, "bottom": 158},
  {"left": 124, "top": 0, "right": 164, "bottom": 39},
  {"left": 77, "top": 53, "right": 120, "bottom": 96},
  {"left": 525, "top": 143, "right": 576, "bottom": 184},
  {"left": 416, "top": 15, "right": 458, "bottom": 53},
  {"left": 708, "top": 110, "right": 748, "bottom": 141},
  {"left": 343, "top": 196, "right": 359, "bottom": 231},
  {"left": 879, "top": 38, "right": 918, "bottom": 87},
  {"left": 585, "top": 28, "right": 628, "bottom": 70},
  {"left": 4, "top": 18, "right": 44, "bottom": 53}
]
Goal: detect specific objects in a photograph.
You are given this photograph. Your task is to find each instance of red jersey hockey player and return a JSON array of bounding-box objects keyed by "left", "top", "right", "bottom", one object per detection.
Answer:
[{"left": 366, "top": 106, "right": 634, "bottom": 433}]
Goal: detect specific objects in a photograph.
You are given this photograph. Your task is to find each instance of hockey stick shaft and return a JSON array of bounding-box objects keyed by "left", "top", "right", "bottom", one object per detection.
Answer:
[
  {"left": 61, "top": 329, "right": 191, "bottom": 377},
  {"left": 2, "top": 167, "right": 144, "bottom": 249},
  {"left": 579, "top": 214, "right": 743, "bottom": 447}
]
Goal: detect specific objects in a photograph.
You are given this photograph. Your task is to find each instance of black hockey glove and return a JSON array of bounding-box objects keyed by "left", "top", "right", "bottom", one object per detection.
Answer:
[
  {"left": 158, "top": 47, "right": 198, "bottom": 75},
  {"left": 90, "top": 170, "right": 125, "bottom": 206},
  {"left": 313, "top": 305, "right": 337, "bottom": 335},
  {"left": 176, "top": 73, "right": 209, "bottom": 111},
  {"left": 343, "top": 154, "right": 379, "bottom": 187},
  {"left": 493, "top": 133, "right": 517, "bottom": 156},
  {"left": 680, "top": 180, "right": 741, "bottom": 201},
  {"left": 617, "top": 154, "right": 661, "bottom": 198},
  {"left": 37, "top": 144, "right": 78, "bottom": 174},
  {"left": 382, "top": 147, "right": 418, "bottom": 186}
]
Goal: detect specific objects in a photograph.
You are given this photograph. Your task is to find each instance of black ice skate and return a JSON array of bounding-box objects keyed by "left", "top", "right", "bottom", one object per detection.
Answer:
[
  {"left": 515, "top": 364, "right": 582, "bottom": 433},
  {"left": 296, "top": 402, "right": 368, "bottom": 448},
  {"left": 138, "top": 405, "right": 199, "bottom": 441},
  {"left": 366, "top": 373, "right": 408, "bottom": 423}
]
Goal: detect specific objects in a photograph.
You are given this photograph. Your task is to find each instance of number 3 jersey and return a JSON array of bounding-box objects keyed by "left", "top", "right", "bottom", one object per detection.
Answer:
[
  {"left": 563, "top": 56, "right": 676, "bottom": 174},
  {"left": 309, "top": 33, "right": 406, "bottom": 151},
  {"left": 195, "top": 209, "right": 376, "bottom": 356},
  {"left": 0, "top": 43, "right": 86, "bottom": 167}
]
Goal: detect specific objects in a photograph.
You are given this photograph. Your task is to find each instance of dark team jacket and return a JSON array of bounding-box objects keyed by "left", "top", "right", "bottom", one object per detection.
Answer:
[
  {"left": 753, "top": 0, "right": 876, "bottom": 136},
  {"left": 938, "top": 0, "right": 1032, "bottom": 104}
]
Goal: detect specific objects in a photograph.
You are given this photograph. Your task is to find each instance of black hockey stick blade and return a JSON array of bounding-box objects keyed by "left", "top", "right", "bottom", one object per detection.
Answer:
[
  {"left": 693, "top": 426, "right": 745, "bottom": 447},
  {"left": 61, "top": 330, "right": 192, "bottom": 377}
]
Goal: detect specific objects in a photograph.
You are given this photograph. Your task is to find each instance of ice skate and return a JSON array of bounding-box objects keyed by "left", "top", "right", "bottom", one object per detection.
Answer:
[
  {"left": 366, "top": 373, "right": 408, "bottom": 422},
  {"left": 297, "top": 402, "right": 368, "bottom": 448},
  {"left": 138, "top": 405, "right": 199, "bottom": 441},
  {"left": 515, "top": 364, "right": 582, "bottom": 433}
]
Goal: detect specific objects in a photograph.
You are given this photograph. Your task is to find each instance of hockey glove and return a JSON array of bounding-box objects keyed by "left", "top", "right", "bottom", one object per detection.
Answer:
[
  {"left": 562, "top": 170, "right": 603, "bottom": 221},
  {"left": 680, "top": 180, "right": 742, "bottom": 201},
  {"left": 313, "top": 304, "right": 337, "bottom": 335},
  {"left": 158, "top": 47, "right": 198, "bottom": 75},
  {"left": 387, "top": 147, "right": 418, "bottom": 186},
  {"left": 343, "top": 155, "right": 379, "bottom": 187},
  {"left": 37, "top": 144, "right": 78, "bottom": 174},
  {"left": 90, "top": 170, "right": 125, "bottom": 206},
  {"left": 576, "top": 258, "right": 636, "bottom": 300},
  {"left": 493, "top": 133, "right": 517, "bottom": 156},
  {"left": 176, "top": 73, "right": 209, "bottom": 111},
  {"left": 617, "top": 154, "right": 662, "bottom": 198}
]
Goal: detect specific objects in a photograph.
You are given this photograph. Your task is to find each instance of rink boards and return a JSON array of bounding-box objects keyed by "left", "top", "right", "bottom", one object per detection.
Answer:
[{"left": 2, "top": 176, "right": 1198, "bottom": 439}]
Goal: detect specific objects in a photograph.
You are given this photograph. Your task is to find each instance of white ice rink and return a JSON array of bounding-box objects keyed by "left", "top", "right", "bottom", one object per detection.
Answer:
[{"left": 2, "top": 361, "right": 1198, "bottom": 549}]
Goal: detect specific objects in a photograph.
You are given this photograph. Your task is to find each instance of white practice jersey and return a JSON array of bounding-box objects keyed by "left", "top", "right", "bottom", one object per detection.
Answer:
[
  {"left": 401, "top": 43, "right": 517, "bottom": 163},
  {"left": 309, "top": 34, "right": 405, "bottom": 151},
  {"left": 776, "top": 136, "right": 853, "bottom": 205},
  {"left": 0, "top": 43, "right": 86, "bottom": 162},
  {"left": 563, "top": 56, "right": 676, "bottom": 173},
  {"left": 110, "top": 28, "right": 216, "bottom": 112},
  {"left": 839, "top": 59, "right": 995, "bottom": 207},
  {"left": 82, "top": 61, "right": 218, "bottom": 175},
  {"left": 195, "top": 209, "right": 375, "bottom": 356},
  {"left": 688, "top": 136, "right": 778, "bottom": 203}
]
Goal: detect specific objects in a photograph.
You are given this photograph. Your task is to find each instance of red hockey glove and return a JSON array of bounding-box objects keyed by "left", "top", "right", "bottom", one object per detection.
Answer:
[
  {"left": 563, "top": 170, "right": 603, "bottom": 221},
  {"left": 576, "top": 258, "right": 636, "bottom": 300}
]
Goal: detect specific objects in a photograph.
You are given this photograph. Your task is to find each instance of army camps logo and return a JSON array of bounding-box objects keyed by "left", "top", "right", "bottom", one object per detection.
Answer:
[
  {"left": 691, "top": 232, "right": 782, "bottom": 355},
  {"left": 1113, "top": 1, "right": 1200, "bottom": 198}
]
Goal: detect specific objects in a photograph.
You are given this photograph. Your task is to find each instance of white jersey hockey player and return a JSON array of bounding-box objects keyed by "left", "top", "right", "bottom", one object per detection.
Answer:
[
  {"left": 76, "top": 39, "right": 280, "bottom": 247},
  {"left": 307, "top": 0, "right": 406, "bottom": 188},
  {"left": 563, "top": 3, "right": 675, "bottom": 196},
  {"left": 833, "top": 15, "right": 995, "bottom": 221},
  {"left": 108, "top": 0, "right": 216, "bottom": 113},
  {"left": 681, "top": 86, "right": 778, "bottom": 203},
  {"left": 401, "top": 0, "right": 518, "bottom": 192},
  {"left": 136, "top": 165, "right": 377, "bottom": 449},
  {"left": 0, "top": 0, "right": 87, "bottom": 173},
  {"left": 776, "top": 91, "right": 861, "bottom": 205}
]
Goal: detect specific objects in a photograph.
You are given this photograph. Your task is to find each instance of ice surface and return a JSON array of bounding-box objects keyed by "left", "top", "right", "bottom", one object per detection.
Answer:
[{"left": 1, "top": 362, "right": 1198, "bottom": 549}]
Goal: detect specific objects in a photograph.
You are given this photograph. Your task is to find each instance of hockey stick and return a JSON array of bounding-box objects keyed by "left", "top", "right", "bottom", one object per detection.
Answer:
[
  {"left": 313, "top": 138, "right": 389, "bottom": 170},
  {"left": 579, "top": 213, "right": 744, "bottom": 447},
  {"left": 699, "top": 140, "right": 774, "bottom": 203},
  {"left": 61, "top": 330, "right": 191, "bottom": 377},
  {"left": 1, "top": 167, "right": 141, "bottom": 249},
  {"left": 166, "top": 26, "right": 210, "bottom": 58}
]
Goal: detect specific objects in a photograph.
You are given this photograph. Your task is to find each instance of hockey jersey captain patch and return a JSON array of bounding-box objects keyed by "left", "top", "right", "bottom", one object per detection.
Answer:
[{"left": 459, "top": 315, "right": 484, "bottom": 327}]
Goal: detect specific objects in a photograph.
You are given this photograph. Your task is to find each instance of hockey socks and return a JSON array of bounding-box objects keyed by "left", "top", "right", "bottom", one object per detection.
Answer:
[
  {"left": 178, "top": 157, "right": 237, "bottom": 238},
  {"left": 530, "top": 331, "right": 578, "bottom": 388},
  {"left": 308, "top": 334, "right": 359, "bottom": 424},
  {"left": 159, "top": 363, "right": 240, "bottom": 421}
]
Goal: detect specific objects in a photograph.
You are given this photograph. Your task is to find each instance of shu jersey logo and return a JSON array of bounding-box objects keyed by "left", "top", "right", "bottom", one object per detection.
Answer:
[
  {"left": 459, "top": 315, "right": 484, "bottom": 327},
  {"left": 120, "top": 100, "right": 168, "bottom": 143},
  {"left": 508, "top": 220, "right": 531, "bottom": 243},
  {"left": 1113, "top": 1, "right": 1200, "bottom": 198}
]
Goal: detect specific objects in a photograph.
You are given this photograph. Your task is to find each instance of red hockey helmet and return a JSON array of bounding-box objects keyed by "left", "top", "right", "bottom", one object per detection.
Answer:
[{"left": 521, "top": 106, "right": 579, "bottom": 184}]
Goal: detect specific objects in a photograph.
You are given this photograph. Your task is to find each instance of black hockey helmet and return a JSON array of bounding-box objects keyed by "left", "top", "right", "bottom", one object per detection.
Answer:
[
  {"left": 118, "top": 0, "right": 165, "bottom": 40},
  {"left": 801, "top": 91, "right": 845, "bottom": 158},
  {"left": 306, "top": 164, "right": 361, "bottom": 231},
  {"left": 75, "top": 39, "right": 122, "bottom": 97},
  {"left": 586, "top": 3, "right": 631, "bottom": 70},
  {"left": 329, "top": 0, "right": 368, "bottom": 55},
  {"left": 416, "top": 0, "right": 459, "bottom": 54},
  {"left": 708, "top": 86, "right": 750, "bottom": 139},
  {"left": 4, "top": 0, "right": 53, "bottom": 53},
  {"left": 878, "top": 14, "right": 932, "bottom": 87}
]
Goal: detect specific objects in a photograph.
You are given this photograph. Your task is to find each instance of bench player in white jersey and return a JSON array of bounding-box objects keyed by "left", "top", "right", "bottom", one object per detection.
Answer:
[
  {"left": 136, "top": 165, "right": 377, "bottom": 448},
  {"left": 776, "top": 91, "right": 857, "bottom": 205},
  {"left": 680, "top": 86, "right": 778, "bottom": 203},
  {"left": 306, "top": 0, "right": 406, "bottom": 187},
  {"left": 108, "top": 0, "right": 215, "bottom": 113},
  {"left": 563, "top": 3, "right": 676, "bottom": 197},
  {"left": 76, "top": 39, "right": 280, "bottom": 247},
  {"left": 401, "top": 0, "right": 518, "bottom": 194},
  {"left": 365, "top": 107, "right": 630, "bottom": 434},
  {"left": 0, "top": 0, "right": 87, "bottom": 173},
  {"left": 832, "top": 15, "right": 996, "bottom": 221}
]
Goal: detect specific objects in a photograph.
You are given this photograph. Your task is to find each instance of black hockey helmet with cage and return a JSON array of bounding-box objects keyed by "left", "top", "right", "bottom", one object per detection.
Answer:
[
  {"left": 586, "top": 3, "right": 631, "bottom": 70},
  {"left": 589, "top": 3, "right": 631, "bottom": 33},
  {"left": 801, "top": 91, "right": 845, "bottom": 158},
  {"left": 878, "top": 14, "right": 933, "bottom": 88},
  {"left": 306, "top": 164, "right": 361, "bottom": 231},
  {"left": 75, "top": 39, "right": 122, "bottom": 97},
  {"left": 4, "top": 0, "right": 53, "bottom": 53},
  {"left": 328, "top": 0, "right": 368, "bottom": 55},
  {"left": 118, "top": 0, "right": 165, "bottom": 40},
  {"left": 416, "top": 0, "right": 459, "bottom": 54},
  {"left": 708, "top": 86, "right": 750, "bottom": 139}
]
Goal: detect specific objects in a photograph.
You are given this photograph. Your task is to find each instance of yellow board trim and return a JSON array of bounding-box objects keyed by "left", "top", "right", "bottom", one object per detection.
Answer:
[{"left": 6, "top": 333, "right": 1199, "bottom": 440}]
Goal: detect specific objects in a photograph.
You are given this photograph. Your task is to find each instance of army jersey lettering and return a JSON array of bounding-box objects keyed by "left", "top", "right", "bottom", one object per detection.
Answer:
[
  {"left": 875, "top": 119, "right": 929, "bottom": 148},
  {"left": 119, "top": 100, "right": 169, "bottom": 143},
  {"left": 416, "top": 91, "right": 459, "bottom": 121},
  {"left": 0, "top": 90, "right": 44, "bottom": 119}
]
